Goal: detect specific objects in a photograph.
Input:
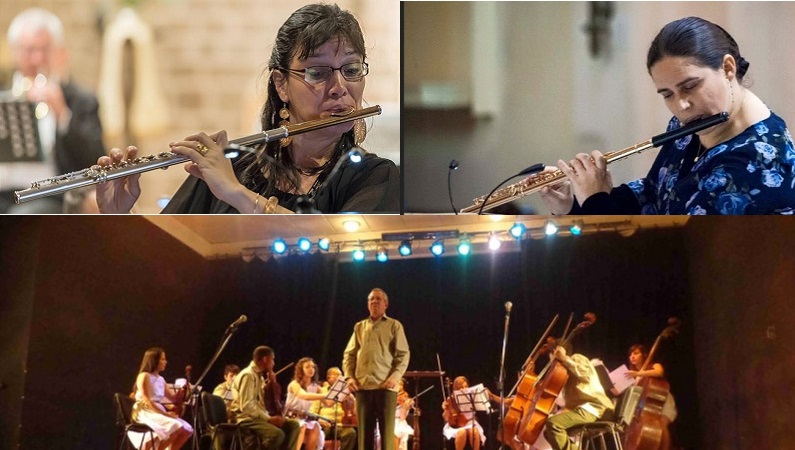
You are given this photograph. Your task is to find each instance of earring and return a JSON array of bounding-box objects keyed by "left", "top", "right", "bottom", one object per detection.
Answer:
[
  {"left": 353, "top": 119, "right": 366, "bottom": 146},
  {"left": 279, "top": 103, "right": 292, "bottom": 147}
]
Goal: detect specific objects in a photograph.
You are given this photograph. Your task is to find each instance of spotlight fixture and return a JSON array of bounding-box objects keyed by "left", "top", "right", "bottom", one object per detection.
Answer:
[
  {"left": 272, "top": 238, "right": 287, "bottom": 254},
  {"left": 352, "top": 247, "right": 366, "bottom": 262},
  {"left": 569, "top": 220, "right": 583, "bottom": 236},
  {"left": 456, "top": 236, "right": 471, "bottom": 256},
  {"left": 318, "top": 237, "right": 331, "bottom": 251},
  {"left": 509, "top": 223, "right": 527, "bottom": 239},
  {"left": 297, "top": 237, "right": 312, "bottom": 252},
  {"left": 544, "top": 220, "right": 559, "bottom": 236},
  {"left": 430, "top": 239, "right": 445, "bottom": 256},
  {"left": 376, "top": 246, "right": 389, "bottom": 263},
  {"left": 488, "top": 233, "right": 502, "bottom": 250},
  {"left": 398, "top": 240, "right": 413, "bottom": 256}
]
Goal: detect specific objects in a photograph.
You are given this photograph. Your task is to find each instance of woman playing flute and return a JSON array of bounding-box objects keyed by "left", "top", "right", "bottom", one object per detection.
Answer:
[{"left": 541, "top": 17, "right": 795, "bottom": 215}]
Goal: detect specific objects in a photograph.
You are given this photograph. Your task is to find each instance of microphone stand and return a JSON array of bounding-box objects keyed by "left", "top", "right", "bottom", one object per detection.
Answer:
[
  {"left": 497, "top": 303, "right": 512, "bottom": 450},
  {"left": 189, "top": 323, "right": 244, "bottom": 450}
]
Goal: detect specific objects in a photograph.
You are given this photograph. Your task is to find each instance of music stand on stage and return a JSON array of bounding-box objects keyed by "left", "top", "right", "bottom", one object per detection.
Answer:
[
  {"left": 404, "top": 370, "right": 444, "bottom": 450},
  {"left": 452, "top": 384, "right": 491, "bottom": 429},
  {"left": 326, "top": 378, "right": 352, "bottom": 448}
]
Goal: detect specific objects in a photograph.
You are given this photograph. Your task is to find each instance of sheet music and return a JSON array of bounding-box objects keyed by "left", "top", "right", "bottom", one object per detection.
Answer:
[
  {"left": 0, "top": 100, "right": 43, "bottom": 163},
  {"left": 452, "top": 383, "right": 491, "bottom": 413},
  {"left": 326, "top": 378, "right": 351, "bottom": 402},
  {"left": 609, "top": 364, "right": 635, "bottom": 394}
]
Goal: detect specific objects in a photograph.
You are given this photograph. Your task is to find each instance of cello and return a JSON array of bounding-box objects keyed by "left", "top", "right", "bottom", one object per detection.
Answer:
[
  {"left": 499, "top": 314, "right": 559, "bottom": 446},
  {"left": 516, "top": 313, "right": 597, "bottom": 445},
  {"left": 622, "top": 318, "right": 681, "bottom": 450}
]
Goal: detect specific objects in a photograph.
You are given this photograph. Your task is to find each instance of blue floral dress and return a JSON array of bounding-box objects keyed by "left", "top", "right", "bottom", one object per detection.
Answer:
[{"left": 578, "top": 111, "right": 795, "bottom": 214}]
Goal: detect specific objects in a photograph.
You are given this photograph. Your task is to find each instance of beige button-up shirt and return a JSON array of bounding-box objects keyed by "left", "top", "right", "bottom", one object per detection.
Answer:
[
  {"left": 343, "top": 315, "right": 410, "bottom": 392},
  {"left": 560, "top": 353, "right": 614, "bottom": 418},
  {"left": 231, "top": 361, "right": 269, "bottom": 422}
]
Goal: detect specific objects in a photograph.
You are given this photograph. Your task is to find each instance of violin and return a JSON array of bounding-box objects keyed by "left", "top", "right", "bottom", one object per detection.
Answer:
[
  {"left": 263, "top": 362, "right": 294, "bottom": 416},
  {"left": 341, "top": 393, "right": 358, "bottom": 426},
  {"left": 516, "top": 313, "right": 597, "bottom": 445},
  {"left": 442, "top": 377, "right": 469, "bottom": 428},
  {"left": 623, "top": 318, "right": 681, "bottom": 450}
]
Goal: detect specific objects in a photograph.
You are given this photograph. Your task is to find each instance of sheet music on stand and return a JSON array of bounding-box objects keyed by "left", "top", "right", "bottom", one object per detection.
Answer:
[
  {"left": 326, "top": 378, "right": 351, "bottom": 402},
  {"left": 453, "top": 383, "right": 491, "bottom": 414},
  {"left": 0, "top": 100, "right": 43, "bottom": 163}
]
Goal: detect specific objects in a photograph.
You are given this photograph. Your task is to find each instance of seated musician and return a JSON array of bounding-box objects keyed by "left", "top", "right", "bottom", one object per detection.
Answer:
[
  {"left": 213, "top": 364, "right": 240, "bottom": 417},
  {"left": 394, "top": 378, "right": 415, "bottom": 450},
  {"left": 312, "top": 367, "right": 356, "bottom": 450},
  {"left": 626, "top": 344, "right": 677, "bottom": 450},
  {"left": 442, "top": 376, "right": 485, "bottom": 450},
  {"left": 231, "top": 345, "right": 301, "bottom": 450},
  {"left": 543, "top": 340, "right": 613, "bottom": 450},
  {"left": 129, "top": 347, "right": 193, "bottom": 450},
  {"left": 284, "top": 357, "right": 330, "bottom": 450}
]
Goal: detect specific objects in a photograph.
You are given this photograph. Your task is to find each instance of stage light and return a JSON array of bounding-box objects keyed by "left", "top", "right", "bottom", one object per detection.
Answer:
[
  {"left": 398, "top": 240, "right": 412, "bottom": 256},
  {"left": 318, "top": 237, "right": 331, "bottom": 251},
  {"left": 488, "top": 233, "right": 502, "bottom": 250},
  {"left": 297, "top": 237, "right": 312, "bottom": 252},
  {"left": 352, "top": 247, "right": 366, "bottom": 262},
  {"left": 272, "top": 239, "right": 287, "bottom": 254},
  {"left": 457, "top": 236, "right": 471, "bottom": 256},
  {"left": 545, "top": 220, "right": 559, "bottom": 236},
  {"left": 569, "top": 221, "right": 583, "bottom": 236},
  {"left": 376, "top": 246, "right": 389, "bottom": 262},
  {"left": 509, "top": 223, "right": 526, "bottom": 239},
  {"left": 430, "top": 239, "right": 445, "bottom": 256}
]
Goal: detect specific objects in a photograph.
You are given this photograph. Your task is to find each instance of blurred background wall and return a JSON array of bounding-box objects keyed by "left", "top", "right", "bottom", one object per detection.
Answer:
[{"left": 403, "top": 1, "right": 795, "bottom": 213}]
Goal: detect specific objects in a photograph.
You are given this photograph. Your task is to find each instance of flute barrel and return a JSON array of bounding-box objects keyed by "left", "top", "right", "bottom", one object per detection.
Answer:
[
  {"left": 461, "top": 112, "right": 728, "bottom": 213},
  {"left": 14, "top": 105, "right": 381, "bottom": 204}
]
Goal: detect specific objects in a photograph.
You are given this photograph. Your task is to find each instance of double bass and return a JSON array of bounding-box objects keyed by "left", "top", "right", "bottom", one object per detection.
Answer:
[
  {"left": 623, "top": 318, "right": 681, "bottom": 450},
  {"left": 499, "top": 314, "right": 559, "bottom": 446},
  {"left": 516, "top": 313, "right": 597, "bottom": 445}
]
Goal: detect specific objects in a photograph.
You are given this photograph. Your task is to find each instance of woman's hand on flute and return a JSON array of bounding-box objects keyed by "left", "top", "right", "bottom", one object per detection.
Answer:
[
  {"left": 170, "top": 130, "right": 259, "bottom": 213},
  {"left": 95, "top": 146, "right": 142, "bottom": 214},
  {"left": 557, "top": 150, "right": 613, "bottom": 204},
  {"left": 537, "top": 166, "right": 574, "bottom": 215}
]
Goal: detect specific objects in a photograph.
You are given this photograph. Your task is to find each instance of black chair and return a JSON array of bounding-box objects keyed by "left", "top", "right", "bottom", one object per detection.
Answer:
[
  {"left": 114, "top": 392, "right": 158, "bottom": 450},
  {"left": 567, "top": 386, "right": 643, "bottom": 450},
  {"left": 201, "top": 392, "right": 254, "bottom": 450}
]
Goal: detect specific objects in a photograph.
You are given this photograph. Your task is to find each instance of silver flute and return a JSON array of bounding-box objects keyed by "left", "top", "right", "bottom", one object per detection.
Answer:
[
  {"left": 460, "top": 111, "right": 729, "bottom": 213},
  {"left": 15, "top": 105, "right": 381, "bottom": 204}
]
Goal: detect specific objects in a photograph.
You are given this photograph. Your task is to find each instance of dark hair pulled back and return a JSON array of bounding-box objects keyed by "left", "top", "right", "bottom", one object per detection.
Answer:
[{"left": 647, "top": 17, "right": 749, "bottom": 81}]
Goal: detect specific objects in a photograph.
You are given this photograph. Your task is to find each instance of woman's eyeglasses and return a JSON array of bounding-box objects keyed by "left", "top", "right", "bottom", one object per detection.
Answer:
[{"left": 279, "top": 62, "right": 369, "bottom": 84}]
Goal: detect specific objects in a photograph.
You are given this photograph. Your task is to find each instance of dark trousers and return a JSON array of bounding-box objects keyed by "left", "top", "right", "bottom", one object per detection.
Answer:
[{"left": 356, "top": 389, "right": 397, "bottom": 450}]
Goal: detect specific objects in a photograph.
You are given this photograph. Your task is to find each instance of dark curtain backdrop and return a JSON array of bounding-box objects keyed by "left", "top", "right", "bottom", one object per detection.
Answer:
[
  {"left": 0, "top": 217, "right": 718, "bottom": 450},
  {"left": 201, "top": 228, "right": 696, "bottom": 450}
]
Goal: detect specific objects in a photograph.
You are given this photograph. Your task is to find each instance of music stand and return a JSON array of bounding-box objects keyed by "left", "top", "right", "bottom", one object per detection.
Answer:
[
  {"left": 452, "top": 384, "right": 491, "bottom": 427},
  {"left": 0, "top": 100, "right": 42, "bottom": 163},
  {"left": 404, "top": 370, "right": 444, "bottom": 450},
  {"left": 325, "top": 378, "right": 351, "bottom": 448}
]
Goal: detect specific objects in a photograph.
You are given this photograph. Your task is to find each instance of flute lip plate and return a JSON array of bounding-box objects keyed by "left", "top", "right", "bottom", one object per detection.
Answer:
[{"left": 330, "top": 107, "right": 356, "bottom": 117}]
